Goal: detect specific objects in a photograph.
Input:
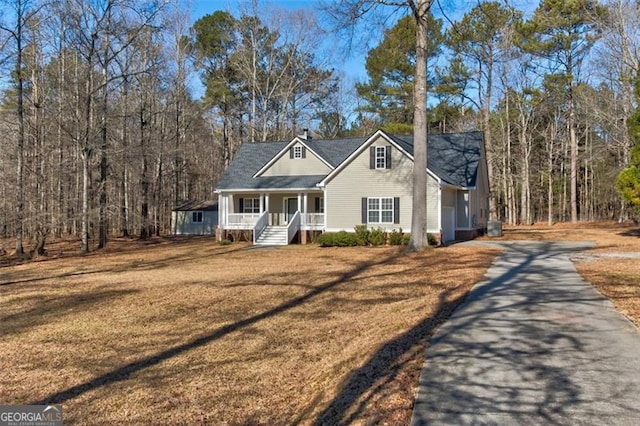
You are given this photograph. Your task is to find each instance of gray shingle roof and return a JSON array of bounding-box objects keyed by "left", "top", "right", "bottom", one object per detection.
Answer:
[
  {"left": 391, "top": 132, "right": 483, "bottom": 188},
  {"left": 305, "top": 137, "right": 364, "bottom": 167},
  {"left": 216, "top": 131, "right": 484, "bottom": 191},
  {"left": 173, "top": 200, "right": 218, "bottom": 211}
]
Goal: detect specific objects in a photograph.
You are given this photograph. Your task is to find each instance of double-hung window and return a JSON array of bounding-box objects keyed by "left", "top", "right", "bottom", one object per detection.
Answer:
[
  {"left": 375, "top": 146, "right": 387, "bottom": 169},
  {"left": 242, "top": 198, "right": 260, "bottom": 214},
  {"left": 293, "top": 145, "right": 303, "bottom": 159},
  {"left": 192, "top": 211, "right": 203, "bottom": 223},
  {"left": 368, "top": 197, "right": 394, "bottom": 224}
]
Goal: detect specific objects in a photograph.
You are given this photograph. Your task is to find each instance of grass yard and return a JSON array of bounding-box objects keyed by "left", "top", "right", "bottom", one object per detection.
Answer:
[
  {"left": 0, "top": 238, "right": 497, "bottom": 425},
  {"left": 486, "top": 222, "right": 640, "bottom": 328}
]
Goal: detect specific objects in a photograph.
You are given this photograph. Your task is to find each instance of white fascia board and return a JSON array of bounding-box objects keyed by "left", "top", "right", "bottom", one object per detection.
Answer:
[
  {"left": 217, "top": 188, "right": 323, "bottom": 193},
  {"left": 252, "top": 137, "right": 334, "bottom": 178}
]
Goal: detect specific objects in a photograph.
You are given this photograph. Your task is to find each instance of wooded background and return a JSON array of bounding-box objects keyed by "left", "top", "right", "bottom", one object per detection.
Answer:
[{"left": 1, "top": 0, "right": 638, "bottom": 254}]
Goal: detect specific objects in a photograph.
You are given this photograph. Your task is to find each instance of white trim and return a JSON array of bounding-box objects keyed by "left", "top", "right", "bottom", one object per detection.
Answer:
[
  {"left": 324, "top": 187, "right": 329, "bottom": 229},
  {"left": 217, "top": 188, "right": 322, "bottom": 193},
  {"left": 437, "top": 185, "right": 442, "bottom": 233},
  {"left": 367, "top": 197, "right": 394, "bottom": 224},
  {"left": 303, "top": 193, "right": 308, "bottom": 214},
  {"left": 253, "top": 137, "right": 334, "bottom": 178},
  {"left": 374, "top": 146, "right": 387, "bottom": 169}
]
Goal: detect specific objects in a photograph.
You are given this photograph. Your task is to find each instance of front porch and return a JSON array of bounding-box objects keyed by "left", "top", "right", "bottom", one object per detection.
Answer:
[{"left": 217, "top": 191, "right": 325, "bottom": 245}]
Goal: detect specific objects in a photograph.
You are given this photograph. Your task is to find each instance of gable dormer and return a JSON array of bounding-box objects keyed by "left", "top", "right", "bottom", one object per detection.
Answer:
[{"left": 256, "top": 138, "right": 332, "bottom": 177}]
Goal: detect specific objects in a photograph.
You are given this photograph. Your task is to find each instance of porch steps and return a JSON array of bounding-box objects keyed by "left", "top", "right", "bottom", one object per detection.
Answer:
[{"left": 255, "top": 226, "right": 289, "bottom": 245}]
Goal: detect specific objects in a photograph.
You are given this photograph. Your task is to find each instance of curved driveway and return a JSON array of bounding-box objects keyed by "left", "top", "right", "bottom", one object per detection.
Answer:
[{"left": 411, "top": 241, "right": 640, "bottom": 425}]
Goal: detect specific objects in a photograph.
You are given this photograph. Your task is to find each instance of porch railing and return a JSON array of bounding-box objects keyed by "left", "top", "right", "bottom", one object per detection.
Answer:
[
  {"left": 253, "top": 211, "right": 269, "bottom": 244},
  {"left": 227, "top": 213, "right": 260, "bottom": 229},
  {"left": 287, "top": 211, "right": 301, "bottom": 244},
  {"left": 301, "top": 213, "right": 324, "bottom": 229}
]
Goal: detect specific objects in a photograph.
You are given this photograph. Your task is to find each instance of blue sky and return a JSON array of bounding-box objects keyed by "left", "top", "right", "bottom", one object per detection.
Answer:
[
  {"left": 188, "top": 0, "right": 388, "bottom": 82},
  {"left": 187, "top": 0, "right": 538, "bottom": 90}
]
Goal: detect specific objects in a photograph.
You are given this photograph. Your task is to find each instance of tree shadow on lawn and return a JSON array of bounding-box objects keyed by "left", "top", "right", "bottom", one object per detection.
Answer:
[
  {"left": 31, "top": 249, "right": 410, "bottom": 406},
  {"left": 0, "top": 244, "right": 245, "bottom": 288},
  {"left": 1, "top": 287, "right": 139, "bottom": 336},
  {"left": 310, "top": 286, "right": 466, "bottom": 425},
  {"left": 312, "top": 241, "right": 627, "bottom": 425},
  {"left": 618, "top": 227, "right": 640, "bottom": 238}
]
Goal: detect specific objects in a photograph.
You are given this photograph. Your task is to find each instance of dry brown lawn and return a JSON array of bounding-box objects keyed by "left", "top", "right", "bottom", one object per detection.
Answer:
[
  {"left": 0, "top": 237, "right": 497, "bottom": 425},
  {"left": 485, "top": 222, "right": 640, "bottom": 328}
]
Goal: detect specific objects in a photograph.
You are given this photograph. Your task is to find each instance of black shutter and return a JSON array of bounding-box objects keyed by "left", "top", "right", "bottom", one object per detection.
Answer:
[
  {"left": 394, "top": 197, "right": 400, "bottom": 224},
  {"left": 362, "top": 198, "right": 368, "bottom": 224},
  {"left": 370, "top": 147, "right": 375, "bottom": 169},
  {"left": 289, "top": 147, "right": 294, "bottom": 158},
  {"left": 386, "top": 146, "right": 392, "bottom": 169},
  {"left": 239, "top": 198, "right": 244, "bottom": 213},
  {"left": 302, "top": 147, "right": 306, "bottom": 158},
  {"left": 314, "top": 197, "right": 320, "bottom": 212}
]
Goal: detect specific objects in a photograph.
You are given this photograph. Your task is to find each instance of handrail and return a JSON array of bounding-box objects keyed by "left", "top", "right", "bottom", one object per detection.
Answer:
[
  {"left": 253, "top": 210, "right": 269, "bottom": 244},
  {"left": 228, "top": 213, "right": 261, "bottom": 226},
  {"left": 287, "top": 210, "right": 301, "bottom": 244},
  {"left": 301, "top": 213, "right": 324, "bottom": 227}
]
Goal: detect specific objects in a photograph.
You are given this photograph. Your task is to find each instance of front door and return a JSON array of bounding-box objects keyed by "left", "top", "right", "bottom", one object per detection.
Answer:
[{"left": 285, "top": 198, "right": 298, "bottom": 223}]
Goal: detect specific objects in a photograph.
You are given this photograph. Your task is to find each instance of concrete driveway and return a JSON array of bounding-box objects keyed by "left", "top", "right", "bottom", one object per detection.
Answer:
[{"left": 411, "top": 241, "right": 640, "bottom": 425}]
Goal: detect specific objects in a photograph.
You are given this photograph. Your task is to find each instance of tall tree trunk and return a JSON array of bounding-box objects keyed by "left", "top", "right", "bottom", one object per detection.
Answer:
[
  {"left": 408, "top": 0, "right": 433, "bottom": 251},
  {"left": 14, "top": 0, "right": 25, "bottom": 256},
  {"left": 569, "top": 81, "right": 579, "bottom": 223},
  {"left": 547, "top": 122, "right": 555, "bottom": 225},
  {"left": 120, "top": 78, "right": 130, "bottom": 237},
  {"left": 140, "top": 103, "right": 150, "bottom": 240},
  {"left": 484, "top": 58, "right": 496, "bottom": 220},
  {"left": 98, "top": 52, "right": 109, "bottom": 248},
  {"left": 81, "top": 40, "right": 96, "bottom": 253}
]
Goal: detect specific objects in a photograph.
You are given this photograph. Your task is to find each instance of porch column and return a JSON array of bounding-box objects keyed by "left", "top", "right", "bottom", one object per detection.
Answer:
[
  {"left": 301, "top": 192, "right": 308, "bottom": 244},
  {"left": 219, "top": 194, "right": 225, "bottom": 228},
  {"left": 298, "top": 193, "right": 302, "bottom": 213},
  {"left": 260, "top": 193, "right": 265, "bottom": 214},
  {"left": 265, "top": 194, "right": 270, "bottom": 212}
]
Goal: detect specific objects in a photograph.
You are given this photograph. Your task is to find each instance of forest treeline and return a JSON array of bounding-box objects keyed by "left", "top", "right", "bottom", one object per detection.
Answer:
[{"left": 0, "top": 0, "right": 638, "bottom": 254}]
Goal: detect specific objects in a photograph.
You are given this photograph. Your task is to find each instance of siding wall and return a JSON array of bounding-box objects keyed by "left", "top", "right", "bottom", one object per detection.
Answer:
[
  {"left": 261, "top": 142, "right": 331, "bottom": 176},
  {"left": 325, "top": 135, "right": 440, "bottom": 232},
  {"left": 171, "top": 211, "right": 217, "bottom": 235},
  {"left": 442, "top": 187, "right": 456, "bottom": 208}
]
